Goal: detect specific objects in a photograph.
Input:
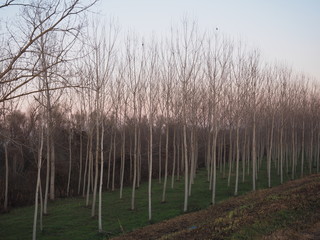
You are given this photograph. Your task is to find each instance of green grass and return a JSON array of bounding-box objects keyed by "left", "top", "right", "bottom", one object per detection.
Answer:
[
  {"left": 0, "top": 162, "right": 299, "bottom": 240},
  {"left": 229, "top": 208, "right": 310, "bottom": 240},
  {"left": 230, "top": 209, "right": 292, "bottom": 239}
]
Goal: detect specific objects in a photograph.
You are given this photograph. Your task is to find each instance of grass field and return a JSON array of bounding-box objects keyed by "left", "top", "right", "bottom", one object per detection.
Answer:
[
  {"left": 0, "top": 163, "right": 295, "bottom": 240},
  {"left": 112, "top": 172, "right": 320, "bottom": 240}
]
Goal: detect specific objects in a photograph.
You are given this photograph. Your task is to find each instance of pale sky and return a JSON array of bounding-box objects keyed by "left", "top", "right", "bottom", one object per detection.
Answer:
[
  {"left": 1, "top": 0, "right": 319, "bottom": 80},
  {"left": 92, "top": 0, "right": 320, "bottom": 80}
]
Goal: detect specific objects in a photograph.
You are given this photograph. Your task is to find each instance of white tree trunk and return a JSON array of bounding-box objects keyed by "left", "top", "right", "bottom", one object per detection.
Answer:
[
  {"left": 4, "top": 143, "right": 9, "bottom": 211},
  {"left": 148, "top": 117, "right": 153, "bottom": 220},
  {"left": 267, "top": 115, "right": 274, "bottom": 188},
  {"left": 280, "top": 123, "right": 284, "bottom": 184},
  {"left": 162, "top": 124, "right": 169, "bottom": 202},
  {"left": 67, "top": 130, "right": 72, "bottom": 196},
  {"left": 78, "top": 131, "right": 83, "bottom": 195},
  {"left": 98, "top": 124, "right": 104, "bottom": 232},
  {"left": 301, "top": 121, "right": 305, "bottom": 177},
  {"left": 252, "top": 111, "right": 257, "bottom": 191},
  {"left": 86, "top": 133, "right": 93, "bottom": 207},
  {"left": 188, "top": 129, "right": 195, "bottom": 197},
  {"left": 82, "top": 138, "right": 89, "bottom": 197},
  {"left": 183, "top": 124, "right": 189, "bottom": 212},
  {"left": 49, "top": 139, "right": 55, "bottom": 201},
  {"left": 91, "top": 114, "right": 100, "bottom": 217},
  {"left": 291, "top": 122, "right": 295, "bottom": 180},
  {"left": 316, "top": 132, "right": 320, "bottom": 173},
  {"left": 131, "top": 123, "right": 138, "bottom": 210},
  {"left": 112, "top": 134, "right": 116, "bottom": 192},
  {"left": 158, "top": 133, "right": 162, "bottom": 183},
  {"left": 44, "top": 129, "right": 50, "bottom": 214},
  {"left": 309, "top": 129, "right": 313, "bottom": 174},
  {"left": 227, "top": 129, "right": 232, "bottom": 187},
  {"left": 33, "top": 125, "right": 44, "bottom": 240},
  {"left": 234, "top": 121, "right": 240, "bottom": 196},
  {"left": 211, "top": 127, "right": 218, "bottom": 204},
  {"left": 107, "top": 133, "right": 112, "bottom": 190},
  {"left": 120, "top": 129, "right": 125, "bottom": 199},
  {"left": 171, "top": 128, "right": 176, "bottom": 189},
  {"left": 242, "top": 130, "right": 247, "bottom": 183}
]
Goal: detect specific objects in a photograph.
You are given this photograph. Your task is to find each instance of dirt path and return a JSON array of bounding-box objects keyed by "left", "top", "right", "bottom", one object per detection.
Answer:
[{"left": 111, "top": 174, "right": 320, "bottom": 240}]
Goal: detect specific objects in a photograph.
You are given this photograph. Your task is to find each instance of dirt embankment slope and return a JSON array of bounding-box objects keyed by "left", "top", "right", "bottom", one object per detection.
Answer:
[{"left": 112, "top": 174, "right": 320, "bottom": 240}]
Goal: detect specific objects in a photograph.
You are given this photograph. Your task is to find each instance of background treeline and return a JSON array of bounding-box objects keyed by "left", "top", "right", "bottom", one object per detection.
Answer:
[{"left": 0, "top": 0, "right": 319, "bottom": 235}]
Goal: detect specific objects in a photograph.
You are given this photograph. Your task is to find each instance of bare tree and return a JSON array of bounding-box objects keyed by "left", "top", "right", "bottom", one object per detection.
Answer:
[
  {"left": 0, "top": 0, "right": 98, "bottom": 103},
  {"left": 248, "top": 50, "right": 262, "bottom": 191},
  {"left": 160, "top": 40, "right": 175, "bottom": 203},
  {"left": 146, "top": 40, "right": 159, "bottom": 221},
  {"left": 173, "top": 20, "right": 203, "bottom": 212},
  {"left": 32, "top": 105, "right": 44, "bottom": 240}
]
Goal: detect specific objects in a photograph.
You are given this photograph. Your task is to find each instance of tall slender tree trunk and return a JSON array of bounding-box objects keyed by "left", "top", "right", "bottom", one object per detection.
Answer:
[
  {"left": 39, "top": 180, "right": 43, "bottom": 231},
  {"left": 67, "top": 130, "right": 73, "bottom": 196},
  {"left": 98, "top": 124, "right": 104, "bottom": 232},
  {"left": 183, "top": 124, "right": 189, "bottom": 212},
  {"left": 90, "top": 150, "right": 94, "bottom": 192},
  {"left": 267, "top": 115, "right": 275, "bottom": 188},
  {"left": 137, "top": 127, "right": 141, "bottom": 188},
  {"left": 209, "top": 132, "right": 214, "bottom": 191},
  {"left": 223, "top": 134, "right": 226, "bottom": 178},
  {"left": 78, "top": 131, "right": 83, "bottom": 195},
  {"left": 33, "top": 125, "right": 44, "bottom": 240},
  {"left": 309, "top": 129, "right": 314, "bottom": 174},
  {"left": 91, "top": 111, "right": 100, "bottom": 217},
  {"left": 40, "top": 34, "right": 55, "bottom": 204},
  {"left": 82, "top": 136, "right": 89, "bottom": 197},
  {"left": 158, "top": 133, "right": 162, "bottom": 183},
  {"left": 291, "top": 121, "right": 295, "bottom": 180},
  {"left": 317, "top": 131, "right": 320, "bottom": 174},
  {"left": 131, "top": 122, "right": 138, "bottom": 210},
  {"left": 301, "top": 121, "right": 305, "bottom": 177},
  {"left": 86, "top": 133, "right": 93, "bottom": 206},
  {"left": 4, "top": 143, "right": 9, "bottom": 212},
  {"left": 120, "top": 128, "right": 125, "bottom": 199},
  {"left": 107, "top": 132, "right": 112, "bottom": 190},
  {"left": 44, "top": 131, "right": 50, "bottom": 214},
  {"left": 234, "top": 120, "right": 240, "bottom": 196},
  {"left": 247, "top": 133, "right": 250, "bottom": 176},
  {"left": 41, "top": 46, "right": 55, "bottom": 207},
  {"left": 211, "top": 127, "right": 218, "bottom": 204},
  {"left": 188, "top": 128, "right": 194, "bottom": 197},
  {"left": 112, "top": 133, "right": 116, "bottom": 191},
  {"left": 129, "top": 137, "right": 133, "bottom": 182},
  {"left": 252, "top": 111, "right": 257, "bottom": 191},
  {"left": 171, "top": 127, "right": 176, "bottom": 189},
  {"left": 280, "top": 121, "right": 284, "bottom": 184},
  {"left": 207, "top": 127, "right": 211, "bottom": 182},
  {"left": 148, "top": 116, "right": 153, "bottom": 220},
  {"left": 219, "top": 141, "right": 223, "bottom": 173},
  {"left": 162, "top": 123, "right": 169, "bottom": 202},
  {"left": 49, "top": 141, "right": 55, "bottom": 200},
  {"left": 177, "top": 133, "right": 180, "bottom": 181},
  {"left": 242, "top": 130, "right": 247, "bottom": 183},
  {"left": 227, "top": 129, "right": 233, "bottom": 187}
]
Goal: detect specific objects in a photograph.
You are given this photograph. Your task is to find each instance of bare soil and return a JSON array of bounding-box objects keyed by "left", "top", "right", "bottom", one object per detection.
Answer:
[{"left": 111, "top": 174, "right": 320, "bottom": 240}]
